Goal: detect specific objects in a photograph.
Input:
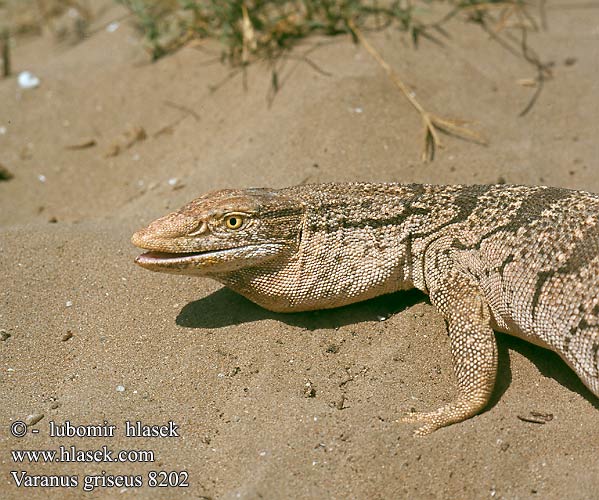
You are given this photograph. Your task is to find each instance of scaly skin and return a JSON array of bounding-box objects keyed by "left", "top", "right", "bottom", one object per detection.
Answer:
[{"left": 132, "top": 183, "right": 599, "bottom": 435}]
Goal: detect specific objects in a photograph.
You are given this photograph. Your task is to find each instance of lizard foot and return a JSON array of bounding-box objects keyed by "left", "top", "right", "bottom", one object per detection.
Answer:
[
  {"left": 399, "top": 394, "right": 489, "bottom": 436},
  {"left": 399, "top": 411, "right": 445, "bottom": 436}
]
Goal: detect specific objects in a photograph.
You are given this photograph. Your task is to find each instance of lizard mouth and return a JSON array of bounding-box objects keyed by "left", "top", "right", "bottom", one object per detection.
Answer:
[
  {"left": 135, "top": 251, "right": 208, "bottom": 266},
  {"left": 134, "top": 249, "right": 237, "bottom": 274},
  {"left": 133, "top": 243, "right": 287, "bottom": 274}
]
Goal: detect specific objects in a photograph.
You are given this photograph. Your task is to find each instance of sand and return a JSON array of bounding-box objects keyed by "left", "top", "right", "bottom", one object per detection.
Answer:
[{"left": 1, "top": 2, "right": 599, "bottom": 499}]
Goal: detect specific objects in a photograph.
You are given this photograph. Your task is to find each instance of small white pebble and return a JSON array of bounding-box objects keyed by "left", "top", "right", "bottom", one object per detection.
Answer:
[
  {"left": 217, "top": 373, "right": 225, "bottom": 378},
  {"left": 106, "top": 22, "right": 120, "bottom": 33},
  {"left": 377, "top": 315, "right": 387, "bottom": 322},
  {"left": 168, "top": 177, "right": 178, "bottom": 186},
  {"left": 7, "top": 368, "right": 15, "bottom": 372},
  {"left": 0, "top": 126, "right": 6, "bottom": 135},
  {"left": 38, "top": 174, "right": 46, "bottom": 183},
  {"left": 18, "top": 71, "right": 40, "bottom": 89},
  {"left": 116, "top": 385, "right": 125, "bottom": 392},
  {"left": 259, "top": 451, "right": 266, "bottom": 457},
  {"left": 65, "top": 300, "right": 73, "bottom": 307}
]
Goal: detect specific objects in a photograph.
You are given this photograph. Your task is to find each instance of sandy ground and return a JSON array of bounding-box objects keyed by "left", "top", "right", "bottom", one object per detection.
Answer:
[{"left": 1, "top": 2, "right": 599, "bottom": 499}]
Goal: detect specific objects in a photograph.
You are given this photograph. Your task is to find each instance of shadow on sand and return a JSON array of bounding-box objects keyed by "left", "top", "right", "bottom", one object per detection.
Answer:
[{"left": 177, "top": 287, "right": 599, "bottom": 410}]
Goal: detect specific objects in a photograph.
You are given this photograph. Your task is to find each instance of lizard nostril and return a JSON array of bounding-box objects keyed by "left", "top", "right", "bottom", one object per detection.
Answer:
[{"left": 188, "top": 221, "right": 208, "bottom": 237}]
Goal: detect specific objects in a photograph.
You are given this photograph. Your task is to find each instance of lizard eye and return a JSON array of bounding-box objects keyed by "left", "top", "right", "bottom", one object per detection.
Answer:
[{"left": 224, "top": 214, "right": 244, "bottom": 230}]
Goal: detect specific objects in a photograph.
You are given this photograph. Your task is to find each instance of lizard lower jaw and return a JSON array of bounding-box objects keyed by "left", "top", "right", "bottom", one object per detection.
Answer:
[
  {"left": 134, "top": 243, "right": 287, "bottom": 274},
  {"left": 134, "top": 249, "right": 234, "bottom": 274},
  {"left": 135, "top": 251, "right": 205, "bottom": 267}
]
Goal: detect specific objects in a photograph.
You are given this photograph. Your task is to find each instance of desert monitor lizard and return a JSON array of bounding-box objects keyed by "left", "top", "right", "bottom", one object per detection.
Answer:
[{"left": 131, "top": 183, "right": 599, "bottom": 435}]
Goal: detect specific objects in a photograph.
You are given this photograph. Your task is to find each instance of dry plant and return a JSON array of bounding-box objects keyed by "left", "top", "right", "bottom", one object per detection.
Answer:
[
  {"left": 347, "top": 19, "right": 487, "bottom": 161},
  {"left": 114, "top": 0, "right": 546, "bottom": 161},
  {"left": 3, "top": 0, "right": 546, "bottom": 161}
]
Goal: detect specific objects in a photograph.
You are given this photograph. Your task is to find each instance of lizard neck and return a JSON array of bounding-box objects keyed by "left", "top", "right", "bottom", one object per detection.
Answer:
[{"left": 211, "top": 183, "right": 478, "bottom": 312}]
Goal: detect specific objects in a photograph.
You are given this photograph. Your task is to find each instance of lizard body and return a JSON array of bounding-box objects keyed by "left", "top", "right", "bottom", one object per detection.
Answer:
[{"left": 132, "top": 183, "right": 599, "bottom": 435}]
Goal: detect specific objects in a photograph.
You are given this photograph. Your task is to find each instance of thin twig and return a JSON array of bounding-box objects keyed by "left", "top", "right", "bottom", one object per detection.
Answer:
[
  {"left": 347, "top": 19, "right": 487, "bottom": 162},
  {"left": 1, "top": 29, "right": 10, "bottom": 78},
  {"left": 264, "top": 40, "right": 337, "bottom": 106},
  {"left": 518, "top": 3, "right": 539, "bottom": 31},
  {"left": 163, "top": 100, "right": 201, "bottom": 121},
  {"left": 152, "top": 115, "right": 186, "bottom": 138},
  {"left": 479, "top": 20, "right": 550, "bottom": 117},
  {"left": 517, "top": 27, "right": 551, "bottom": 116},
  {"left": 208, "top": 66, "right": 245, "bottom": 94},
  {"left": 285, "top": 53, "right": 333, "bottom": 77}
]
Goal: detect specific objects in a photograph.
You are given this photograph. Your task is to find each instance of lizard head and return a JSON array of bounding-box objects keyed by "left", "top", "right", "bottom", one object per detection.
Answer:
[{"left": 131, "top": 188, "right": 305, "bottom": 275}]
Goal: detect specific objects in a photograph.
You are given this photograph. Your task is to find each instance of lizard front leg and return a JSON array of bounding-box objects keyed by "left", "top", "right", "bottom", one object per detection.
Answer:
[{"left": 402, "top": 247, "right": 498, "bottom": 436}]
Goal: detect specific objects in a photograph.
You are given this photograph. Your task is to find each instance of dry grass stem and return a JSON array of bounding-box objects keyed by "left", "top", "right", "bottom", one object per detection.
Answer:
[
  {"left": 347, "top": 19, "right": 487, "bottom": 162},
  {"left": 241, "top": 2, "right": 257, "bottom": 65},
  {"left": 1, "top": 29, "right": 10, "bottom": 77}
]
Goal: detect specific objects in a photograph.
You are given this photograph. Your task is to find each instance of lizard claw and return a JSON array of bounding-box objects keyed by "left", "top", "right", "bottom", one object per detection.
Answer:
[
  {"left": 412, "top": 423, "right": 439, "bottom": 437},
  {"left": 399, "top": 392, "right": 489, "bottom": 436},
  {"left": 399, "top": 410, "right": 442, "bottom": 436}
]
